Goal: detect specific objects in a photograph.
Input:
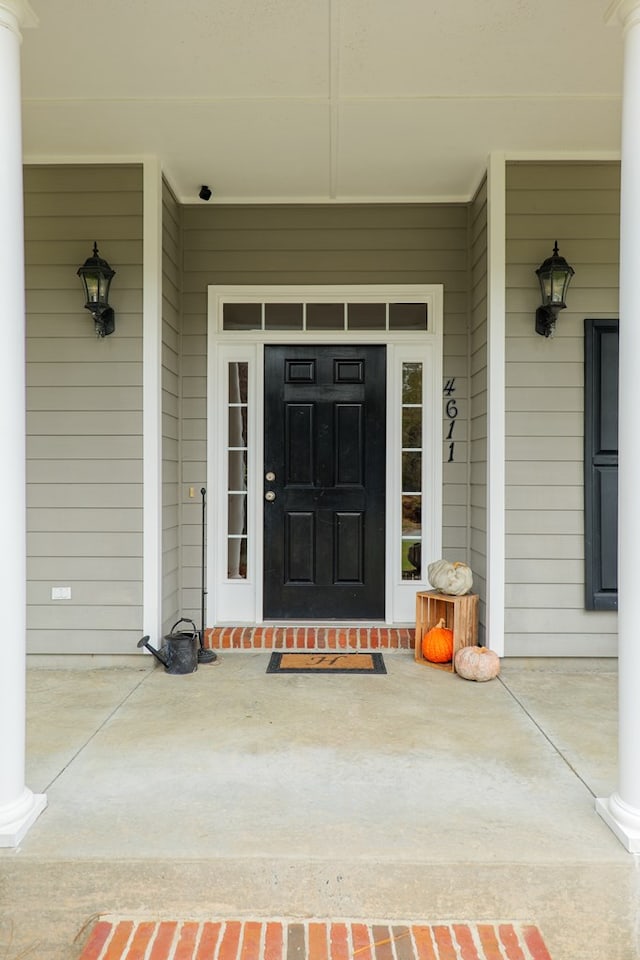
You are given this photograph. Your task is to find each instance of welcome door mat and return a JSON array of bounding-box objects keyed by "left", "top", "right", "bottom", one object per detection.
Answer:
[
  {"left": 78, "top": 918, "right": 553, "bottom": 960},
  {"left": 267, "top": 651, "right": 386, "bottom": 674}
]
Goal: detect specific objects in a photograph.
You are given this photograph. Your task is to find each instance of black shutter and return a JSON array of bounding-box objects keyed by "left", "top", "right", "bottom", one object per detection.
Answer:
[{"left": 584, "top": 319, "right": 618, "bottom": 610}]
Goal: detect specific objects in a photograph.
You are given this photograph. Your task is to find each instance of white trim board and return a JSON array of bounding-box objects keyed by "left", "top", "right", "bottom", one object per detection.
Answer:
[
  {"left": 206, "top": 284, "right": 444, "bottom": 625},
  {"left": 486, "top": 153, "right": 506, "bottom": 657},
  {"left": 143, "top": 158, "right": 163, "bottom": 646}
]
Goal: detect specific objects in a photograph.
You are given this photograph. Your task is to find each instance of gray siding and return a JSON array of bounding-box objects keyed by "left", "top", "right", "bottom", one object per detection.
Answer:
[
  {"left": 181, "top": 204, "right": 470, "bottom": 620},
  {"left": 469, "top": 178, "right": 488, "bottom": 644},
  {"left": 25, "top": 164, "right": 144, "bottom": 654},
  {"left": 162, "top": 179, "right": 182, "bottom": 633},
  {"left": 505, "top": 161, "right": 619, "bottom": 656}
]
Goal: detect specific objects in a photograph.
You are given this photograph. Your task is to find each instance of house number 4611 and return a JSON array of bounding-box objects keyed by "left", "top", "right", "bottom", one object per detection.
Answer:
[{"left": 444, "top": 378, "right": 457, "bottom": 462}]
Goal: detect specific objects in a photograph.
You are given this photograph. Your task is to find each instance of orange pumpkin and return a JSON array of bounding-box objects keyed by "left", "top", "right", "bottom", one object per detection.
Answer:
[{"left": 422, "top": 617, "right": 454, "bottom": 663}]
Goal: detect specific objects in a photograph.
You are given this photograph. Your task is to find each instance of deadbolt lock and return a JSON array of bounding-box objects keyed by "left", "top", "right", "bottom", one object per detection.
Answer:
[{"left": 265, "top": 471, "right": 276, "bottom": 482}]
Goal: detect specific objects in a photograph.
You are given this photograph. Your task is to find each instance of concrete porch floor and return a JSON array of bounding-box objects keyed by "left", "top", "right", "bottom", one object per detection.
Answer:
[{"left": 0, "top": 653, "right": 637, "bottom": 959}]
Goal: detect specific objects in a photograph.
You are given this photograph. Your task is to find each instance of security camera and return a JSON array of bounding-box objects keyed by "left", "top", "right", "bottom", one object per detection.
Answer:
[{"left": 198, "top": 185, "right": 212, "bottom": 201}]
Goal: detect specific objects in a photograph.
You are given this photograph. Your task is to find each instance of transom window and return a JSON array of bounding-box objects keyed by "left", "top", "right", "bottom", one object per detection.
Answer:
[{"left": 222, "top": 301, "right": 429, "bottom": 332}]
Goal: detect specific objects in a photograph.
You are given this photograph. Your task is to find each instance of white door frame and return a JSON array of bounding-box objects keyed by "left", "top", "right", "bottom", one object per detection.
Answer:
[{"left": 206, "top": 284, "right": 443, "bottom": 624}]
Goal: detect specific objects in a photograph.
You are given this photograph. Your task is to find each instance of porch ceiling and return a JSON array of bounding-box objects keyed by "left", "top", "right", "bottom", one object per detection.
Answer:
[{"left": 21, "top": 0, "right": 623, "bottom": 203}]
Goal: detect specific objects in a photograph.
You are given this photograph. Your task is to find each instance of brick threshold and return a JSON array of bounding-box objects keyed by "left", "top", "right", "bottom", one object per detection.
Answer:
[
  {"left": 79, "top": 918, "right": 553, "bottom": 960},
  {"left": 204, "top": 626, "right": 414, "bottom": 652}
]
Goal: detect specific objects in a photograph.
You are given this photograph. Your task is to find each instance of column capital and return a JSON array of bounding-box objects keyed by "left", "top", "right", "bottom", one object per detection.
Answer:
[
  {"left": 606, "top": 0, "right": 640, "bottom": 29},
  {"left": 0, "top": 0, "right": 38, "bottom": 36}
]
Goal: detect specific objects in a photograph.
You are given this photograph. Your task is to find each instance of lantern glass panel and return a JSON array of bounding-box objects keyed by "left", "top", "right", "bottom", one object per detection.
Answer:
[
  {"left": 550, "top": 269, "right": 567, "bottom": 304},
  {"left": 98, "top": 273, "right": 112, "bottom": 304},
  {"left": 538, "top": 272, "right": 551, "bottom": 305},
  {"left": 83, "top": 274, "right": 100, "bottom": 303}
]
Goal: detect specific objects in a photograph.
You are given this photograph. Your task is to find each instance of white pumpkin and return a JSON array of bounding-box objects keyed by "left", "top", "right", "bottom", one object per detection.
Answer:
[
  {"left": 454, "top": 645, "right": 500, "bottom": 682},
  {"left": 427, "top": 559, "right": 473, "bottom": 596}
]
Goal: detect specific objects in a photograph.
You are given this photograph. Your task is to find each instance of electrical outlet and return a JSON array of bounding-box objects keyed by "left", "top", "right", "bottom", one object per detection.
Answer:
[{"left": 51, "top": 586, "right": 71, "bottom": 600}]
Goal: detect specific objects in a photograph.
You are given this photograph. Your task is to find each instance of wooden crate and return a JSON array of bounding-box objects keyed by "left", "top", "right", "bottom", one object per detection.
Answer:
[{"left": 415, "top": 591, "right": 479, "bottom": 672}]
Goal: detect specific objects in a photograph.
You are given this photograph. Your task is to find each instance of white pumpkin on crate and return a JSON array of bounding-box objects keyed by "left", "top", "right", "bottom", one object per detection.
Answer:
[{"left": 427, "top": 559, "right": 473, "bottom": 596}]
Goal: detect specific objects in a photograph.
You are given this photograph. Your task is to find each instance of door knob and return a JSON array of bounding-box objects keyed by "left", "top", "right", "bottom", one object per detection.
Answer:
[{"left": 265, "top": 491, "right": 276, "bottom": 502}]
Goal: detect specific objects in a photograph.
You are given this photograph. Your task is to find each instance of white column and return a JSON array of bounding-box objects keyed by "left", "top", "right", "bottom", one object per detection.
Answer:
[
  {"left": 0, "top": 0, "right": 45, "bottom": 848},
  {"left": 597, "top": 0, "right": 640, "bottom": 852}
]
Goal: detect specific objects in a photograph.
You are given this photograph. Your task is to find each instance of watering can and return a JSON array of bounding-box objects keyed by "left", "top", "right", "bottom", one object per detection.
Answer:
[{"left": 137, "top": 618, "right": 199, "bottom": 674}]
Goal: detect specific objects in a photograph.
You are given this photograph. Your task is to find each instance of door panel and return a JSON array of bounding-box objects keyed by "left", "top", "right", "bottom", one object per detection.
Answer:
[
  {"left": 335, "top": 513, "right": 363, "bottom": 582},
  {"left": 286, "top": 405, "right": 314, "bottom": 484},
  {"left": 264, "top": 344, "right": 385, "bottom": 619},
  {"left": 335, "top": 405, "right": 363, "bottom": 484},
  {"left": 285, "top": 512, "right": 315, "bottom": 583}
]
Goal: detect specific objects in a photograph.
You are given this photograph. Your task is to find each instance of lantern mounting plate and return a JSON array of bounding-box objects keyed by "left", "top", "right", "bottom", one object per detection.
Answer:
[{"left": 536, "top": 305, "right": 560, "bottom": 338}]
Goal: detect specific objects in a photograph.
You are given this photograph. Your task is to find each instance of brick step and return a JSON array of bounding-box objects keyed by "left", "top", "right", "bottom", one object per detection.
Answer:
[
  {"left": 203, "top": 626, "right": 414, "bottom": 651},
  {"left": 79, "top": 918, "right": 553, "bottom": 960}
]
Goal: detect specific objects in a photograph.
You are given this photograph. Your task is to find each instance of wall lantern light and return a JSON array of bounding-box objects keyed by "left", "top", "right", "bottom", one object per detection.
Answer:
[
  {"left": 535, "top": 242, "right": 575, "bottom": 337},
  {"left": 77, "top": 242, "right": 116, "bottom": 337}
]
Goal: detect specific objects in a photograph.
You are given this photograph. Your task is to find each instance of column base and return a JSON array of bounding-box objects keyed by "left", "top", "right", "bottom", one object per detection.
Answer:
[
  {"left": 0, "top": 789, "right": 47, "bottom": 848},
  {"left": 596, "top": 793, "right": 640, "bottom": 853}
]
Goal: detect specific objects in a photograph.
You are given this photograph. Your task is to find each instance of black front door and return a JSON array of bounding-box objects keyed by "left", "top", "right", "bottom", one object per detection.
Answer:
[{"left": 263, "top": 344, "right": 386, "bottom": 619}]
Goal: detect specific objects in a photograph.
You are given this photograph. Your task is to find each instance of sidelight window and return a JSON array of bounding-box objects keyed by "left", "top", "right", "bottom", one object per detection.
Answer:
[
  {"left": 227, "top": 362, "right": 248, "bottom": 579},
  {"left": 401, "top": 362, "right": 423, "bottom": 580}
]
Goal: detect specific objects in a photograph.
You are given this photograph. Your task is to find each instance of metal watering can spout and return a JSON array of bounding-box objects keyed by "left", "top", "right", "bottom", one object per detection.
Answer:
[{"left": 137, "top": 635, "right": 169, "bottom": 666}]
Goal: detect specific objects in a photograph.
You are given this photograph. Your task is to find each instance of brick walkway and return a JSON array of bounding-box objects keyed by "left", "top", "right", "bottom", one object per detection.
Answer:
[
  {"left": 204, "top": 627, "right": 414, "bottom": 652},
  {"left": 79, "top": 918, "right": 553, "bottom": 960}
]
